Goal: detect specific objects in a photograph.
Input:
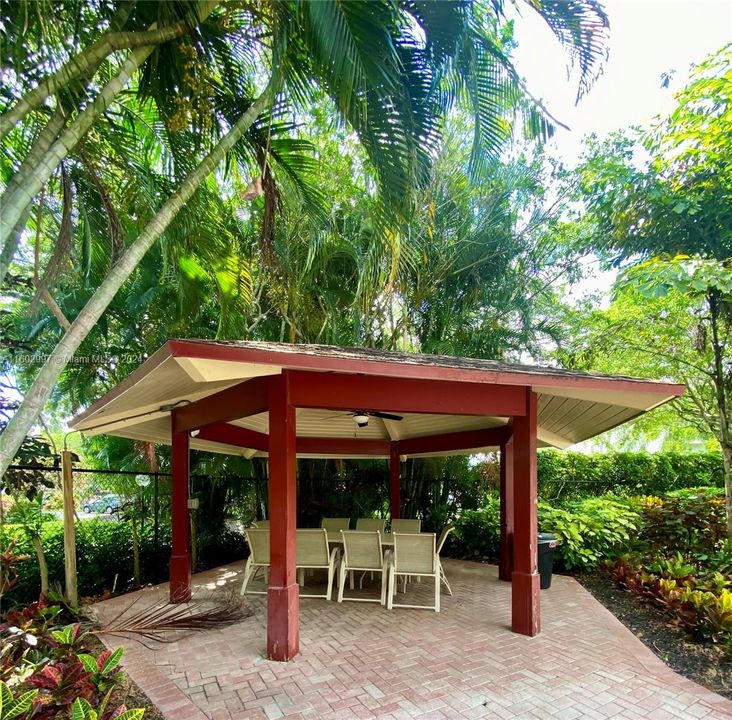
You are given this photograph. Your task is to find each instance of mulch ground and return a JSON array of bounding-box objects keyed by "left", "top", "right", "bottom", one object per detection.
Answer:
[{"left": 576, "top": 572, "right": 732, "bottom": 700}]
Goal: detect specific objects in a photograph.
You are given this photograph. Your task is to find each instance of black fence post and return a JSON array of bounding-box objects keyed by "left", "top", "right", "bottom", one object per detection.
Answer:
[{"left": 154, "top": 473, "right": 160, "bottom": 554}]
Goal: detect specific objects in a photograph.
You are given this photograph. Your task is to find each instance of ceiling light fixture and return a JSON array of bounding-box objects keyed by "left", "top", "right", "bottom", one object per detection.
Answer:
[{"left": 352, "top": 413, "right": 369, "bottom": 428}]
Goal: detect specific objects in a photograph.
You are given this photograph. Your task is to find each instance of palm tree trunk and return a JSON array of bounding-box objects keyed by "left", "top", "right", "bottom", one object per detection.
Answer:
[
  {"left": 0, "top": 24, "right": 194, "bottom": 140},
  {"left": 32, "top": 536, "right": 49, "bottom": 598},
  {"left": 0, "top": 77, "right": 275, "bottom": 477},
  {"left": 0, "top": 0, "right": 220, "bottom": 255},
  {"left": 0, "top": 106, "right": 67, "bottom": 286}
]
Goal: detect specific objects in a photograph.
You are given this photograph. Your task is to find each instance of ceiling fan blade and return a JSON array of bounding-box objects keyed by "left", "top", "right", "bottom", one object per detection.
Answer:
[{"left": 371, "top": 411, "right": 403, "bottom": 422}]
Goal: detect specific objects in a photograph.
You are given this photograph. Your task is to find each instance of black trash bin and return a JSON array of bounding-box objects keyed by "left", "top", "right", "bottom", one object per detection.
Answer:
[{"left": 538, "top": 533, "right": 557, "bottom": 589}]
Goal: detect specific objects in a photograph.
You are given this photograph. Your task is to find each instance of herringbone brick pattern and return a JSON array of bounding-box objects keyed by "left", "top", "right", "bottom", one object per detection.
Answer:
[{"left": 94, "top": 560, "right": 732, "bottom": 719}]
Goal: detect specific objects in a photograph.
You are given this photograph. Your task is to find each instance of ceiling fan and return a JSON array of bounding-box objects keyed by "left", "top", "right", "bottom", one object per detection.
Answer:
[{"left": 350, "top": 411, "right": 403, "bottom": 428}]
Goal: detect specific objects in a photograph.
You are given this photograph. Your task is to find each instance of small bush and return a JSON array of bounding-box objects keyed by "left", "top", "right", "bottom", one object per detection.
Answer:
[
  {"left": 538, "top": 496, "right": 641, "bottom": 571},
  {"left": 452, "top": 496, "right": 500, "bottom": 560},
  {"left": 637, "top": 495, "right": 726, "bottom": 556},
  {"left": 607, "top": 556, "right": 732, "bottom": 646}
]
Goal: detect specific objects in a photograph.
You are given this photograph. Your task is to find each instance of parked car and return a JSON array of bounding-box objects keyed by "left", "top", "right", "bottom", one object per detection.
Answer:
[{"left": 82, "top": 494, "right": 122, "bottom": 515}]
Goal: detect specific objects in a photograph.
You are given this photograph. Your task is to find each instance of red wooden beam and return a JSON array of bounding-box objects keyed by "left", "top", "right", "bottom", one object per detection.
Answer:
[
  {"left": 267, "top": 373, "right": 299, "bottom": 661},
  {"left": 196, "top": 423, "right": 268, "bottom": 451},
  {"left": 196, "top": 424, "right": 389, "bottom": 456},
  {"left": 511, "top": 390, "right": 540, "bottom": 636},
  {"left": 297, "top": 437, "right": 390, "bottom": 456},
  {"left": 173, "top": 375, "right": 271, "bottom": 432},
  {"left": 170, "top": 427, "right": 191, "bottom": 603},
  {"left": 498, "top": 436, "right": 514, "bottom": 582},
  {"left": 390, "top": 444, "right": 401, "bottom": 519},
  {"left": 288, "top": 371, "right": 526, "bottom": 417},
  {"left": 396, "top": 426, "right": 510, "bottom": 456}
]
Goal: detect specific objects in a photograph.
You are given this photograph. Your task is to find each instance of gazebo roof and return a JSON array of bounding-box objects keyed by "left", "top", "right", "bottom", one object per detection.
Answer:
[{"left": 70, "top": 339, "right": 684, "bottom": 458}]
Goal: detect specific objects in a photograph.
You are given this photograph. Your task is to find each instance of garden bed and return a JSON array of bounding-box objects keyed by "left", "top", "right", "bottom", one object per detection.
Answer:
[{"left": 578, "top": 571, "right": 732, "bottom": 699}]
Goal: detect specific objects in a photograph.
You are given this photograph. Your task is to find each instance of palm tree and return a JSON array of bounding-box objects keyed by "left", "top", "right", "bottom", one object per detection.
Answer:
[{"left": 0, "top": 0, "right": 609, "bottom": 476}]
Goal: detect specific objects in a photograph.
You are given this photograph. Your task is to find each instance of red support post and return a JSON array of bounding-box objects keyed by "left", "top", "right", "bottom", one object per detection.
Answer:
[
  {"left": 511, "top": 390, "right": 540, "bottom": 636},
  {"left": 170, "top": 426, "right": 191, "bottom": 603},
  {"left": 267, "top": 372, "right": 299, "bottom": 661},
  {"left": 389, "top": 444, "right": 401, "bottom": 519},
  {"left": 498, "top": 436, "right": 514, "bottom": 582}
]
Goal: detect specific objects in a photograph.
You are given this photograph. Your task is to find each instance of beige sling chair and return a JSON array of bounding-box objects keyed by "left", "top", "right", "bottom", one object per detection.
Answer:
[
  {"left": 356, "top": 518, "right": 386, "bottom": 532},
  {"left": 337, "top": 531, "right": 390, "bottom": 604},
  {"left": 296, "top": 529, "right": 340, "bottom": 600},
  {"left": 436, "top": 524, "right": 455, "bottom": 596},
  {"left": 386, "top": 533, "right": 440, "bottom": 612},
  {"left": 240, "top": 528, "right": 270, "bottom": 595},
  {"left": 390, "top": 518, "right": 421, "bottom": 533}
]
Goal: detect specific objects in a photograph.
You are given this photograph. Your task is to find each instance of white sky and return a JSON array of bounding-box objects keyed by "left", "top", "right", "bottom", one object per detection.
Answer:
[
  {"left": 510, "top": 0, "right": 732, "bottom": 167},
  {"left": 509, "top": 0, "right": 732, "bottom": 305}
]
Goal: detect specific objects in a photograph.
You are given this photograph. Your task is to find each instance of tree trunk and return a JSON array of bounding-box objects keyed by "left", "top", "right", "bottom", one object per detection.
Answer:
[
  {"left": 0, "top": 23, "right": 193, "bottom": 140},
  {"left": 0, "top": 106, "right": 67, "bottom": 286},
  {"left": 0, "top": 0, "right": 220, "bottom": 255},
  {"left": 32, "top": 536, "right": 49, "bottom": 598},
  {"left": 723, "top": 444, "right": 732, "bottom": 537},
  {"left": 708, "top": 290, "right": 732, "bottom": 536},
  {"left": 0, "top": 78, "right": 275, "bottom": 477}
]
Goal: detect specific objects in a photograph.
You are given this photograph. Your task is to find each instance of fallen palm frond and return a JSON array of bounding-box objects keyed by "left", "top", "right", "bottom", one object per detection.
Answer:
[{"left": 93, "top": 588, "right": 250, "bottom": 645}]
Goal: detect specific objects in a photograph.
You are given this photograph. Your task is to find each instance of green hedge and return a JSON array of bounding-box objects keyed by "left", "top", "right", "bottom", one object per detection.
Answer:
[{"left": 538, "top": 451, "right": 723, "bottom": 498}]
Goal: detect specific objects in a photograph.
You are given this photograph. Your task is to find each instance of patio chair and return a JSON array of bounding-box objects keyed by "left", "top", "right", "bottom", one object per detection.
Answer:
[
  {"left": 356, "top": 518, "right": 385, "bottom": 532},
  {"left": 321, "top": 517, "right": 350, "bottom": 542},
  {"left": 296, "top": 529, "right": 340, "bottom": 600},
  {"left": 388, "top": 518, "right": 422, "bottom": 585},
  {"left": 321, "top": 517, "right": 351, "bottom": 531},
  {"left": 241, "top": 529, "right": 270, "bottom": 595},
  {"left": 436, "top": 524, "right": 455, "bottom": 596},
  {"left": 355, "top": 519, "right": 386, "bottom": 580},
  {"left": 390, "top": 518, "right": 421, "bottom": 533},
  {"left": 337, "top": 531, "right": 390, "bottom": 604},
  {"left": 251, "top": 519, "right": 269, "bottom": 528},
  {"left": 386, "top": 533, "right": 440, "bottom": 612}
]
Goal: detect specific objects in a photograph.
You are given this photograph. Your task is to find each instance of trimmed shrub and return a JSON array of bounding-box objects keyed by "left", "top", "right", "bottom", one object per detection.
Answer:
[{"left": 537, "top": 450, "right": 723, "bottom": 499}]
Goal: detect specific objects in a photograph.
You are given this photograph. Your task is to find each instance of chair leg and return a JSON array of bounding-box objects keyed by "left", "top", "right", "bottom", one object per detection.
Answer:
[
  {"left": 440, "top": 563, "right": 453, "bottom": 596},
  {"left": 349, "top": 570, "right": 354, "bottom": 591},
  {"left": 240, "top": 558, "right": 253, "bottom": 596},
  {"left": 386, "top": 567, "right": 395, "bottom": 609},
  {"left": 338, "top": 563, "right": 347, "bottom": 603},
  {"left": 435, "top": 572, "right": 440, "bottom": 613},
  {"left": 326, "top": 563, "right": 334, "bottom": 601}
]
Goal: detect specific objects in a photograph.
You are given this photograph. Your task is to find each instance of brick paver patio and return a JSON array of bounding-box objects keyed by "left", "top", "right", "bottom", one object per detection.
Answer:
[{"left": 94, "top": 559, "right": 732, "bottom": 720}]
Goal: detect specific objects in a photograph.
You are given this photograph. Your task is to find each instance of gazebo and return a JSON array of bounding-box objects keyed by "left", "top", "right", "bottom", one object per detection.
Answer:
[{"left": 70, "top": 340, "right": 683, "bottom": 661}]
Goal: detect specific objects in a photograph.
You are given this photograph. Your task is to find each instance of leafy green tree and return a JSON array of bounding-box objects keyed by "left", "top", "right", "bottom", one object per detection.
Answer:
[
  {"left": 560, "top": 45, "right": 732, "bottom": 532},
  {"left": 0, "top": 0, "right": 609, "bottom": 478},
  {"left": 7, "top": 493, "right": 53, "bottom": 597}
]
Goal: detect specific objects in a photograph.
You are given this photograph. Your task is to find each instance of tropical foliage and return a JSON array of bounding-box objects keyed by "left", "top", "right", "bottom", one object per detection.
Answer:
[{"left": 0, "top": 0, "right": 609, "bottom": 475}]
